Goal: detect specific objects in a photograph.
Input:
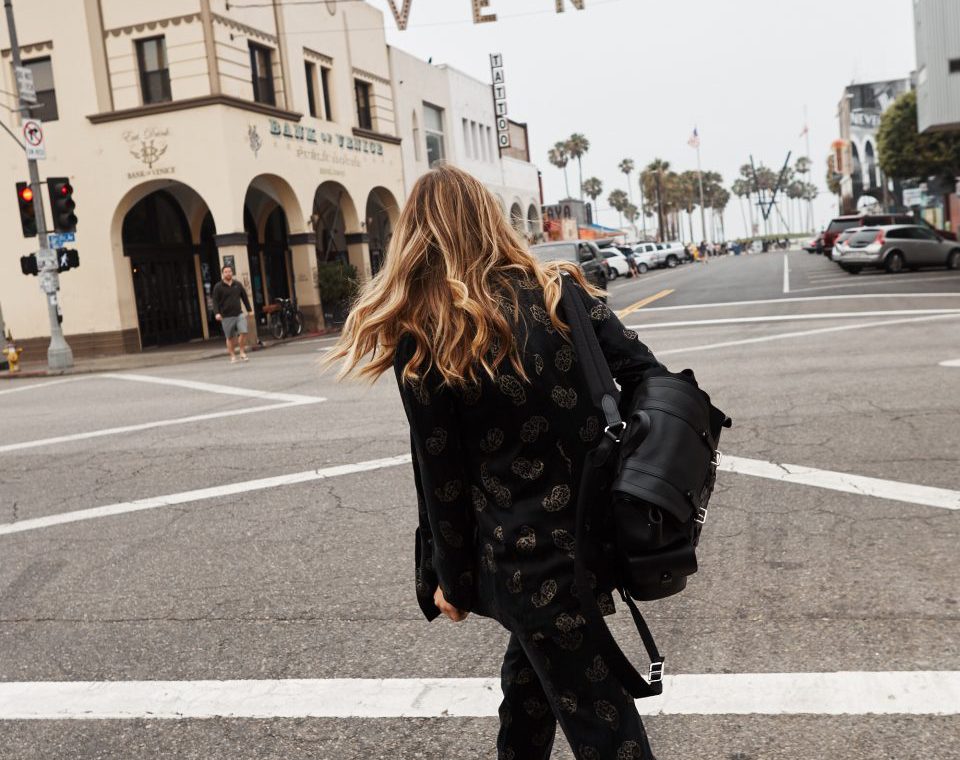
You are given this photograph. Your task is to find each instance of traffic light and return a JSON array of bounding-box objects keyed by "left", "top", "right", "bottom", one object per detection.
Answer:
[
  {"left": 16, "top": 181, "right": 37, "bottom": 238},
  {"left": 20, "top": 254, "right": 38, "bottom": 276},
  {"left": 57, "top": 248, "right": 79, "bottom": 272},
  {"left": 47, "top": 177, "right": 77, "bottom": 233}
]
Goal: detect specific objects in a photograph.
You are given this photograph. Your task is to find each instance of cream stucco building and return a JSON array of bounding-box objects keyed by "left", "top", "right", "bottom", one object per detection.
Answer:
[{"left": 2, "top": 0, "right": 405, "bottom": 355}]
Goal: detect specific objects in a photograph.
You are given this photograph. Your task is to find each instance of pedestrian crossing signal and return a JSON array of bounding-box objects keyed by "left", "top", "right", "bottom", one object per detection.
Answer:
[
  {"left": 20, "top": 254, "right": 38, "bottom": 276},
  {"left": 47, "top": 177, "right": 77, "bottom": 233},
  {"left": 57, "top": 248, "right": 79, "bottom": 272},
  {"left": 16, "top": 181, "right": 37, "bottom": 238}
]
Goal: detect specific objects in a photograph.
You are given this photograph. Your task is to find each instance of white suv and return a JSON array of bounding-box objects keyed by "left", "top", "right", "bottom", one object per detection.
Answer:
[{"left": 632, "top": 242, "right": 684, "bottom": 270}]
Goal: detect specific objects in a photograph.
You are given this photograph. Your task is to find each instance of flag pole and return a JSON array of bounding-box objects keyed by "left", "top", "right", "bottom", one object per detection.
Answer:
[
  {"left": 695, "top": 131, "right": 708, "bottom": 243},
  {"left": 804, "top": 105, "right": 813, "bottom": 233}
]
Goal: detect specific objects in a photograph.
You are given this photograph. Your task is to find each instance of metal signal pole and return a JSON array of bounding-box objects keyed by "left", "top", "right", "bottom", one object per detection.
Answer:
[
  {"left": 4, "top": 0, "right": 73, "bottom": 369},
  {"left": 695, "top": 141, "right": 708, "bottom": 243}
]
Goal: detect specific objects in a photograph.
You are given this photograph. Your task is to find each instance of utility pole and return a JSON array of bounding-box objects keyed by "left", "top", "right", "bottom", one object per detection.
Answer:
[
  {"left": 4, "top": 0, "right": 73, "bottom": 369},
  {"left": 695, "top": 139, "right": 708, "bottom": 243}
]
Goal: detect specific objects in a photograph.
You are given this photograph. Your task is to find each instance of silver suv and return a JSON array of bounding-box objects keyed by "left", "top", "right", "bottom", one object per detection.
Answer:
[{"left": 837, "top": 225, "right": 960, "bottom": 274}]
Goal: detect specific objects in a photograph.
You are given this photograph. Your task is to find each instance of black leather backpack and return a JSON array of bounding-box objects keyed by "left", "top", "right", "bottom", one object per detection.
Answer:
[{"left": 561, "top": 278, "right": 731, "bottom": 699}]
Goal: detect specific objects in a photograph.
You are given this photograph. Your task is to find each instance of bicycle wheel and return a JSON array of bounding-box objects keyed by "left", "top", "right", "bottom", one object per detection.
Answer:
[
  {"left": 270, "top": 314, "right": 285, "bottom": 340},
  {"left": 291, "top": 310, "right": 305, "bottom": 337}
]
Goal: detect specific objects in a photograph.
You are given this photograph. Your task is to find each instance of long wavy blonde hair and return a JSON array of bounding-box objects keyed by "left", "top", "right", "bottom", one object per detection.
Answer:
[{"left": 327, "top": 164, "right": 595, "bottom": 387}]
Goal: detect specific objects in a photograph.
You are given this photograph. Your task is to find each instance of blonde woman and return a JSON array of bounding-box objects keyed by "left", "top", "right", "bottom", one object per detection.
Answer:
[{"left": 330, "top": 165, "right": 662, "bottom": 760}]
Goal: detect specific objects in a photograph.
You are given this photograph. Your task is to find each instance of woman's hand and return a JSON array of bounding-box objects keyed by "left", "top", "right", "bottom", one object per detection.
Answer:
[{"left": 434, "top": 586, "right": 469, "bottom": 622}]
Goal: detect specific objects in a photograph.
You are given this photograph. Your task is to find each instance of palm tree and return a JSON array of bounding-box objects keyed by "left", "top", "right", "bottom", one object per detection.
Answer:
[
  {"left": 582, "top": 177, "right": 603, "bottom": 224},
  {"left": 731, "top": 178, "right": 750, "bottom": 239},
  {"left": 608, "top": 189, "right": 629, "bottom": 228},
  {"left": 645, "top": 158, "right": 671, "bottom": 241},
  {"left": 548, "top": 143, "right": 571, "bottom": 198},
  {"left": 566, "top": 133, "right": 590, "bottom": 201},
  {"left": 619, "top": 158, "right": 636, "bottom": 207}
]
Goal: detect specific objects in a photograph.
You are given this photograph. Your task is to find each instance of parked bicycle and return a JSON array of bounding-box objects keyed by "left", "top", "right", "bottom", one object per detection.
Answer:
[{"left": 264, "top": 297, "right": 305, "bottom": 340}]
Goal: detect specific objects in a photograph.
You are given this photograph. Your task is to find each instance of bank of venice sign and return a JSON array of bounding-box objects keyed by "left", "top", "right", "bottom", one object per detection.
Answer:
[{"left": 385, "top": 0, "right": 585, "bottom": 29}]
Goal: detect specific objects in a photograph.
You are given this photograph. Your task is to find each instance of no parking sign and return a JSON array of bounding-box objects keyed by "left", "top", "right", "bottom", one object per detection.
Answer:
[{"left": 22, "top": 118, "right": 45, "bottom": 160}]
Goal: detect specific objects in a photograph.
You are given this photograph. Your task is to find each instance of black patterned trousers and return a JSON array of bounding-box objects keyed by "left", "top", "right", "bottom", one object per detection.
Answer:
[{"left": 496, "top": 626, "right": 656, "bottom": 760}]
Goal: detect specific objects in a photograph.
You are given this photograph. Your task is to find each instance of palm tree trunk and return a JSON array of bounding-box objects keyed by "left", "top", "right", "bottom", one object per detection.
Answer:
[
  {"left": 687, "top": 208, "right": 695, "bottom": 242},
  {"left": 738, "top": 196, "right": 747, "bottom": 237},
  {"left": 638, "top": 182, "right": 646, "bottom": 239},
  {"left": 563, "top": 167, "right": 570, "bottom": 198},
  {"left": 746, "top": 193, "right": 755, "bottom": 235},
  {"left": 577, "top": 158, "right": 584, "bottom": 201}
]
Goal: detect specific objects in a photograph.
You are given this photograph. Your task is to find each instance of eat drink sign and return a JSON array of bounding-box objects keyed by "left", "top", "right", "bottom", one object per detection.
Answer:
[{"left": 385, "top": 0, "right": 586, "bottom": 30}]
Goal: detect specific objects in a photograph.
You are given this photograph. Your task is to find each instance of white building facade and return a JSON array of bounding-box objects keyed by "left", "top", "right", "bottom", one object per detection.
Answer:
[
  {"left": 389, "top": 48, "right": 542, "bottom": 241},
  {"left": 914, "top": 0, "right": 960, "bottom": 133}
]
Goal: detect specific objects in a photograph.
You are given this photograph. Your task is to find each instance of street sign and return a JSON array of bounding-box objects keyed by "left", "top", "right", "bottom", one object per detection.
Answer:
[
  {"left": 14, "top": 66, "right": 36, "bottom": 104},
  {"left": 903, "top": 188, "right": 925, "bottom": 206},
  {"left": 23, "top": 119, "right": 45, "bottom": 160},
  {"left": 490, "top": 53, "right": 510, "bottom": 150},
  {"left": 47, "top": 231, "right": 76, "bottom": 248}
]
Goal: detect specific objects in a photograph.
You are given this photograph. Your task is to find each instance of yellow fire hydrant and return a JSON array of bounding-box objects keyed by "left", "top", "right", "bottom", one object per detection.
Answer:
[{"left": 3, "top": 343, "right": 22, "bottom": 373}]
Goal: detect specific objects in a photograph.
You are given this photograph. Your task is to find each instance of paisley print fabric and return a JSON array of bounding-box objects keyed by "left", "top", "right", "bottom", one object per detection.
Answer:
[
  {"left": 395, "top": 278, "right": 663, "bottom": 627},
  {"left": 497, "top": 628, "right": 656, "bottom": 760}
]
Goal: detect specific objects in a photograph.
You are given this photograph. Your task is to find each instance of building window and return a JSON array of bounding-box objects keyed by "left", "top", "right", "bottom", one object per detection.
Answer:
[
  {"left": 320, "top": 66, "right": 333, "bottom": 120},
  {"left": 950, "top": 58, "right": 960, "bottom": 74},
  {"left": 424, "top": 103, "right": 445, "bottom": 167},
  {"left": 22, "top": 57, "right": 57, "bottom": 121},
  {"left": 355, "top": 79, "right": 372, "bottom": 129},
  {"left": 462, "top": 119, "right": 471, "bottom": 158},
  {"left": 487, "top": 126, "right": 494, "bottom": 161},
  {"left": 249, "top": 42, "right": 275, "bottom": 106},
  {"left": 305, "top": 61, "right": 319, "bottom": 117},
  {"left": 136, "top": 36, "right": 171, "bottom": 105},
  {"left": 412, "top": 110, "right": 421, "bottom": 161},
  {"left": 471, "top": 121, "right": 480, "bottom": 161}
]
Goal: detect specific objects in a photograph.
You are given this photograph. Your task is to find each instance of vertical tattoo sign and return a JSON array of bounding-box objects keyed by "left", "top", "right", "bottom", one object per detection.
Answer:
[{"left": 490, "top": 54, "right": 510, "bottom": 151}]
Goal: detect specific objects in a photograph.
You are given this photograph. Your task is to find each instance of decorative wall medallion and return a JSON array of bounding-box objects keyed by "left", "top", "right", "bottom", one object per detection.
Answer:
[
  {"left": 326, "top": 0, "right": 337, "bottom": 15},
  {"left": 248, "top": 124, "right": 262, "bottom": 157}
]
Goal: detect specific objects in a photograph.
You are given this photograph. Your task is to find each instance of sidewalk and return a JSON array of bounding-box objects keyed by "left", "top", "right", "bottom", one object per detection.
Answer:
[{"left": 1, "top": 329, "right": 339, "bottom": 380}]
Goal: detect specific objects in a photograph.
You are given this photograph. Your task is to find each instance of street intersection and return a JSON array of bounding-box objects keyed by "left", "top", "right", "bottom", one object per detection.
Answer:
[{"left": 1, "top": 249, "right": 959, "bottom": 759}]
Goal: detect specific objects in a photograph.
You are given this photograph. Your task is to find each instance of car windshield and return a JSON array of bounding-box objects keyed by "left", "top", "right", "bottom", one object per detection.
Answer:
[{"left": 531, "top": 245, "right": 567, "bottom": 262}]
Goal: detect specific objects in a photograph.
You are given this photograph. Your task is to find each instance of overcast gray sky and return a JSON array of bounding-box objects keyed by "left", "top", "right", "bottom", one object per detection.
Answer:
[{"left": 367, "top": 0, "right": 915, "bottom": 238}]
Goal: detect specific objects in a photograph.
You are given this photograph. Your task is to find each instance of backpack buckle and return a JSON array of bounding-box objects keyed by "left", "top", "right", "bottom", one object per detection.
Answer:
[
  {"left": 695, "top": 506, "right": 708, "bottom": 525},
  {"left": 604, "top": 421, "right": 627, "bottom": 443},
  {"left": 649, "top": 660, "right": 664, "bottom": 683}
]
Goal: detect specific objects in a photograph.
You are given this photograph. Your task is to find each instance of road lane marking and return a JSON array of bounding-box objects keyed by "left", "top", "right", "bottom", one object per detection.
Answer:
[
  {"left": 0, "top": 376, "right": 85, "bottom": 397},
  {"left": 0, "top": 455, "right": 413, "bottom": 536},
  {"left": 616, "top": 289, "right": 675, "bottom": 318},
  {"left": 102, "top": 373, "right": 322, "bottom": 404},
  {"left": 720, "top": 455, "right": 960, "bottom": 511},
  {"left": 638, "top": 293, "right": 960, "bottom": 312},
  {"left": 790, "top": 275, "right": 960, "bottom": 293},
  {"left": 628, "top": 309, "right": 960, "bottom": 330},
  {"left": 783, "top": 252, "right": 790, "bottom": 294},
  {"left": 940, "top": 359, "right": 960, "bottom": 367},
  {"left": 3, "top": 447, "right": 957, "bottom": 539},
  {"left": 1, "top": 671, "right": 957, "bottom": 719},
  {"left": 656, "top": 313, "right": 960, "bottom": 357},
  {"left": 0, "top": 400, "right": 323, "bottom": 455}
]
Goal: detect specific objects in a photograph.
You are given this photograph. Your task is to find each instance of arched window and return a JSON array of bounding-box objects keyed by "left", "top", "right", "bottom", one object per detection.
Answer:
[{"left": 122, "top": 191, "right": 190, "bottom": 247}]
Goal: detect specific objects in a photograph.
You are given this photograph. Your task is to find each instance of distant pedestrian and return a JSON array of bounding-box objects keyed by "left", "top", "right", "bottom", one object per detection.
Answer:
[
  {"left": 329, "top": 165, "right": 661, "bottom": 759},
  {"left": 212, "top": 265, "right": 253, "bottom": 363}
]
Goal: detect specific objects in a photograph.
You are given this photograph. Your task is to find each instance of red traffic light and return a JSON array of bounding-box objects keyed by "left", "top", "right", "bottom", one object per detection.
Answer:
[
  {"left": 58, "top": 183, "right": 71, "bottom": 196},
  {"left": 19, "top": 186, "right": 33, "bottom": 202}
]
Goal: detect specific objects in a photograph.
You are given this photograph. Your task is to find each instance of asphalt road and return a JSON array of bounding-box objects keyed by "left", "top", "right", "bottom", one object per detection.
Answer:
[{"left": 1, "top": 249, "right": 959, "bottom": 759}]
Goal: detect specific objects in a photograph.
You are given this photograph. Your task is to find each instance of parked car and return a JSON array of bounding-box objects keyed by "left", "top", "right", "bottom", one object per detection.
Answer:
[
  {"left": 530, "top": 240, "right": 608, "bottom": 290},
  {"left": 632, "top": 242, "right": 683, "bottom": 270},
  {"left": 599, "top": 248, "right": 631, "bottom": 279},
  {"left": 821, "top": 214, "right": 914, "bottom": 255},
  {"left": 831, "top": 227, "right": 862, "bottom": 262},
  {"left": 836, "top": 225, "right": 960, "bottom": 274},
  {"left": 803, "top": 235, "right": 821, "bottom": 254}
]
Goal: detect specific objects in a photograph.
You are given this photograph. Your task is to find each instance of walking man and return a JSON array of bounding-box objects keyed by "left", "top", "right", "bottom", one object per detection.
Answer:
[{"left": 212, "top": 265, "right": 254, "bottom": 363}]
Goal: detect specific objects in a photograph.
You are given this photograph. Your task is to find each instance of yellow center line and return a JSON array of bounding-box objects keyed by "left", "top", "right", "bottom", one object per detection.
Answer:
[{"left": 616, "top": 289, "right": 675, "bottom": 318}]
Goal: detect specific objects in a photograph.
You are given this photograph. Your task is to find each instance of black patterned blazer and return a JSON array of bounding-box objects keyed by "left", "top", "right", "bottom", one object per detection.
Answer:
[{"left": 395, "top": 278, "right": 664, "bottom": 632}]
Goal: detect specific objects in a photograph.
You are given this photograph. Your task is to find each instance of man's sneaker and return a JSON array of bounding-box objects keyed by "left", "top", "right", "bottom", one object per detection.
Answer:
[{"left": 239, "top": 352, "right": 249, "bottom": 362}]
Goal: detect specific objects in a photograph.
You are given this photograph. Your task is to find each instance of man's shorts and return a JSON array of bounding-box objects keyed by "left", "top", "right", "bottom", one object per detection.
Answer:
[{"left": 221, "top": 314, "right": 248, "bottom": 339}]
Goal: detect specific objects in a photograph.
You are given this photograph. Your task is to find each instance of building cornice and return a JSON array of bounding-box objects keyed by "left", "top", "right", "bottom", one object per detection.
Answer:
[
  {"left": 211, "top": 13, "right": 278, "bottom": 46},
  {"left": 87, "top": 94, "right": 302, "bottom": 124},
  {"left": 304, "top": 47, "right": 334, "bottom": 66},
  {"left": 1, "top": 40, "right": 53, "bottom": 58},
  {"left": 352, "top": 126, "right": 401, "bottom": 145},
  {"left": 103, "top": 13, "right": 201, "bottom": 37},
  {"left": 352, "top": 66, "right": 391, "bottom": 87}
]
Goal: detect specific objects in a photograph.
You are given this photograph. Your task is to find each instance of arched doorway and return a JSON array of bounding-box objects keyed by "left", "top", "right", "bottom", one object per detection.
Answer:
[
  {"left": 123, "top": 190, "right": 203, "bottom": 348},
  {"left": 864, "top": 141, "right": 878, "bottom": 190},
  {"left": 199, "top": 212, "right": 220, "bottom": 335},
  {"left": 314, "top": 182, "right": 357, "bottom": 265},
  {"left": 527, "top": 203, "right": 541, "bottom": 241},
  {"left": 850, "top": 143, "right": 864, "bottom": 200},
  {"left": 366, "top": 187, "right": 399, "bottom": 276},
  {"left": 510, "top": 202, "right": 525, "bottom": 234}
]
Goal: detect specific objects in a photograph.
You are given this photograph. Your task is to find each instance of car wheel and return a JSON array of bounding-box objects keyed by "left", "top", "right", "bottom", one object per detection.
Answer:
[
  {"left": 666, "top": 255, "right": 678, "bottom": 268},
  {"left": 637, "top": 263, "right": 649, "bottom": 274},
  {"left": 947, "top": 250, "right": 960, "bottom": 270},
  {"left": 608, "top": 269, "right": 618, "bottom": 281},
  {"left": 884, "top": 251, "right": 904, "bottom": 274}
]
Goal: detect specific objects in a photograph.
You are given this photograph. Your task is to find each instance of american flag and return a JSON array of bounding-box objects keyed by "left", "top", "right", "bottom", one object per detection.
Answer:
[{"left": 687, "top": 128, "right": 700, "bottom": 149}]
